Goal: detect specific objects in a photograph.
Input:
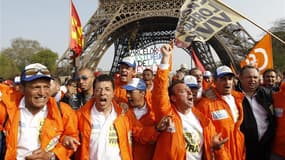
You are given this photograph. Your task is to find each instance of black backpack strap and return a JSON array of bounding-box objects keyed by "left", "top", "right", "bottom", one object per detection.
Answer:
[
  {"left": 3, "top": 115, "right": 8, "bottom": 128},
  {"left": 56, "top": 101, "right": 63, "bottom": 117}
]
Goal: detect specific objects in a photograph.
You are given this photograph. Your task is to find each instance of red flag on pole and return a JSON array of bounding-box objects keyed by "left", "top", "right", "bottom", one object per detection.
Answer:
[
  {"left": 191, "top": 48, "right": 206, "bottom": 72},
  {"left": 70, "top": 0, "right": 84, "bottom": 57}
]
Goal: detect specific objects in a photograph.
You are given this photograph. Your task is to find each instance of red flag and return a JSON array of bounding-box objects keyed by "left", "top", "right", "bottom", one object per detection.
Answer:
[
  {"left": 191, "top": 48, "right": 206, "bottom": 72},
  {"left": 240, "top": 34, "right": 273, "bottom": 73},
  {"left": 70, "top": 0, "right": 84, "bottom": 57}
]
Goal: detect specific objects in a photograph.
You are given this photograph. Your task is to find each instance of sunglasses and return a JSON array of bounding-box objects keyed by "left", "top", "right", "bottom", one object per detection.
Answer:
[
  {"left": 25, "top": 68, "right": 50, "bottom": 76},
  {"left": 78, "top": 75, "right": 89, "bottom": 80}
]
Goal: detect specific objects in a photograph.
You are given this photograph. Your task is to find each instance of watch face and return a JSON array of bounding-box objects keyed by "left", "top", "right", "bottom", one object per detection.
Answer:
[
  {"left": 50, "top": 152, "right": 56, "bottom": 160},
  {"left": 51, "top": 156, "right": 56, "bottom": 160}
]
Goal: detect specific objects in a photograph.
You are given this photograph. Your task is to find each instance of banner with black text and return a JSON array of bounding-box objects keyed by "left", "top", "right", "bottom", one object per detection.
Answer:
[{"left": 175, "top": 0, "right": 243, "bottom": 48}]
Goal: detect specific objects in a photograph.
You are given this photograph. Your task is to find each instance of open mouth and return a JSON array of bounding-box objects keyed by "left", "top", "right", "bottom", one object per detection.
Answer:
[
  {"left": 100, "top": 98, "right": 107, "bottom": 102},
  {"left": 188, "top": 97, "right": 193, "bottom": 101}
]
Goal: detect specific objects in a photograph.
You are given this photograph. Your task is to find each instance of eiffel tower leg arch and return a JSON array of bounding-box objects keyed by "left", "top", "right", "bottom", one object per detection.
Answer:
[{"left": 57, "top": 1, "right": 255, "bottom": 76}]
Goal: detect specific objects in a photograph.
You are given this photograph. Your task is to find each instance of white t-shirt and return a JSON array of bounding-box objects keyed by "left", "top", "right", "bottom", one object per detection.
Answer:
[
  {"left": 197, "top": 87, "right": 203, "bottom": 99},
  {"left": 222, "top": 95, "right": 239, "bottom": 123},
  {"left": 89, "top": 103, "right": 121, "bottom": 160},
  {"left": 178, "top": 110, "right": 203, "bottom": 160},
  {"left": 245, "top": 95, "right": 269, "bottom": 140},
  {"left": 133, "top": 103, "right": 148, "bottom": 120},
  {"left": 17, "top": 97, "right": 48, "bottom": 160}
]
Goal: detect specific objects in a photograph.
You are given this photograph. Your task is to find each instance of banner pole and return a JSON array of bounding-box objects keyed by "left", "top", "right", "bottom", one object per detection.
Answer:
[{"left": 215, "top": 0, "right": 285, "bottom": 45}]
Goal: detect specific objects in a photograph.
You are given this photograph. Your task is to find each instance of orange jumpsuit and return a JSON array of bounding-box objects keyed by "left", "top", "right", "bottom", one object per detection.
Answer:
[
  {"left": 125, "top": 98, "right": 156, "bottom": 160},
  {"left": 0, "top": 95, "right": 78, "bottom": 160},
  {"left": 196, "top": 88, "right": 245, "bottom": 160},
  {"left": 114, "top": 76, "right": 128, "bottom": 104},
  {"left": 76, "top": 98, "right": 159, "bottom": 160},
  {"left": 152, "top": 69, "right": 227, "bottom": 160},
  {"left": 272, "top": 81, "right": 285, "bottom": 158}
]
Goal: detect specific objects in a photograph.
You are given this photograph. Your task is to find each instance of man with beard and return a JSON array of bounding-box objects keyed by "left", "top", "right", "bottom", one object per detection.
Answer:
[
  {"left": 75, "top": 74, "right": 170, "bottom": 160},
  {"left": 123, "top": 78, "right": 156, "bottom": 160},
  {"left": 196, "top": 65, "right": 245, "bottom": 160},
  {"left": 236, "top": 65, "right": 275, "bottom": 160}
]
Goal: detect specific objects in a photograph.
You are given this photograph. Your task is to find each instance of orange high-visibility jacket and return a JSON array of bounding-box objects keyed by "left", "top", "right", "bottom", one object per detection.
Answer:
[
  {"left": 114, "top": 76, "right": 128, "bottom": 104},
  {"left": 272, "top": 82, "right": 285, "bottom": 158},
  {"left": 0, "top": 95, "right": 79, "bottom": 160},
  {"left": 152, "top": 69, "right": 227, "bottom": 160},
  {"left": 125, "top": 98, "right": 156, "bottom": 160},
  {"left": 76, "top": 98, "right": 159, "bottom": 160},
  {"left": 196, "top": 88, "right": 245, "bottom": 160}
]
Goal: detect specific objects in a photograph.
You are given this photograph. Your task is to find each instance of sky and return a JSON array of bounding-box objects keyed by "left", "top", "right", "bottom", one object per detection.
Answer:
[{"left": 1, "top": 0, "right": 284, "bottom": 71}]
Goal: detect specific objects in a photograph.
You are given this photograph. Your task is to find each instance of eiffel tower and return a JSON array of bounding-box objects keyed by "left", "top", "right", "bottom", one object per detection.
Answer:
[{"left": 58, "top": 0, "right": 256, "bottom": 75}]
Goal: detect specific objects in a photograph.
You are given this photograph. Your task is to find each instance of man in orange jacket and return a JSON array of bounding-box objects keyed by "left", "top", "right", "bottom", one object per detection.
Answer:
[
  {"left": 123, "top": 78, "right": 156, "bottom": 160},
  {"left": 0, "top": 63, "right": 79, "bottom": 160},
  {"left": 196, "top": 65, "right": 245, "bottom": 160},
  {"left": 114, "top": 56, "right": 137, "bottom": 105},
  {"left": 272, "top": 80, "right": 285, "bottom": 159},
  {"left": 152, "top": 43, "right": 228, "bottom": 160},
  {"left": 76, "top": 74, "right": 170, "bottom": 160}
]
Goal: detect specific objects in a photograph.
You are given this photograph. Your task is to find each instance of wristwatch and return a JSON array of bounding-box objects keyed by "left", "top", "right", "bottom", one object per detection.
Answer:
[{"left": 49, "top": 152, "right": 56, "bottom": 160}]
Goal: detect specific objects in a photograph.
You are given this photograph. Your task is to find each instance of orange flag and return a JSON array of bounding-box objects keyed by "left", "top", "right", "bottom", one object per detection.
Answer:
[
  {"left": 240, "top": 34, "right": 273, "bottom": 73},
  {"left": 70, "top": 0, "right": 84, "bottom": 57}
]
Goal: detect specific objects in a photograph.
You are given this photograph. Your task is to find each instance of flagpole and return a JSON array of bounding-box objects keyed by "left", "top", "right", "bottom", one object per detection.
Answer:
[
  {"left": 215, "top": 0, "right": 285, "bottom": 45},
  {"left": 70, "top": 0, "right": 77, "bottom": 79}
]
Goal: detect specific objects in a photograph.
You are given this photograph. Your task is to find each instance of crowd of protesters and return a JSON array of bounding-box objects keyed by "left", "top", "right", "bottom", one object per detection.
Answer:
[{"left": 0, "top": 41, "right": 285, "bottom": 160}]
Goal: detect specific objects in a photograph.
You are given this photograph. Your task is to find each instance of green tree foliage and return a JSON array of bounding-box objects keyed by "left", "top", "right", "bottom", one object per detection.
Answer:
[
  {"left": 31, "top": 50, "right": 58, "bottom": 74},
  {"left": 1, "top": 38, "right": 44, "bottom": 70},
  {"left": 0, "top": 53, "right": 20, "bottom": 79},
  {"left": 270, "top": 19, "right": 285, "bottom": 72},
  {"left": 0, "top": 38, "right": 59, "bottom": 75}
]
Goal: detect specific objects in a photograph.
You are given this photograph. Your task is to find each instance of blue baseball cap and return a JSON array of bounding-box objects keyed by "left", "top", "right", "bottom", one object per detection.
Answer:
[
  {"left": 21, "top": 63, "right": 52, "bottom": 82},
  {"left": 123, "top": 78, "right": 146, "bottom": 91}
]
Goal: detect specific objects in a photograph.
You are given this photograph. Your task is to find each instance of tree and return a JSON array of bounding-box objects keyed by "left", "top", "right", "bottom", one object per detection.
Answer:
[
  {"left": 0, "top": 53, "right": 20, "bottom": 79},
  {"left": 1, "top": 38, "right": 44, "bottom": 70},
  {"left": 31, "top": 50, "right": 59, "bottom": 74},
  {"left": 270, "top": 19, "right": 285, "bottom": 72}
]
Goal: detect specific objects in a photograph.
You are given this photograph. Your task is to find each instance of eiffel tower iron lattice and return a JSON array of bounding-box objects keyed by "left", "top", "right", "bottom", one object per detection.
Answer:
[{"left": 58, "top": 0, "right": 256, "bottom": 75}]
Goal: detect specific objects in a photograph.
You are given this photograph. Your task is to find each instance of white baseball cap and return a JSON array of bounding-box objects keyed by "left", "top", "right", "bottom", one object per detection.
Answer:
[
  {"left": 184, "top": 75, "right": 199, "bottom": 88},
  {"left": 216, "top": 65, "right": 235, "bottom": 77},
  {"left": 203, "top": 70, "right": 212, "bottom": 77},
  {"left": 119, "top": 56, "right": 137, "bottom": 68}
]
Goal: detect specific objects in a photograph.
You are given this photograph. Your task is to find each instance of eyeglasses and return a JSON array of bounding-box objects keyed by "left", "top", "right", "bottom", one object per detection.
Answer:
[
  {"left": 78, "top": 75, "right": 89, "bottom": 80},
  {"left": 24, "top": 68, "right": 50, "bottom": 76}
]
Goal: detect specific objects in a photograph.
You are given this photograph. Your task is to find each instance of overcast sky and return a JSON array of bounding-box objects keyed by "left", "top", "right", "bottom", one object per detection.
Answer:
[{"left": 1, "top": 0, "right": 284, "bottom": 70}]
